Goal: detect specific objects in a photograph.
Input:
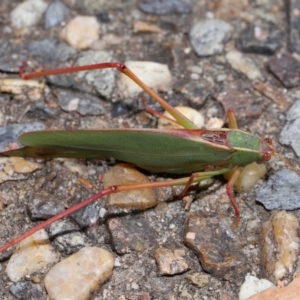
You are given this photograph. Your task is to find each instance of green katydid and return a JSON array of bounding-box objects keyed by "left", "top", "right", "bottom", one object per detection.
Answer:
[{"left": 0, "top": 62, "right": 298, "bottom": 254}]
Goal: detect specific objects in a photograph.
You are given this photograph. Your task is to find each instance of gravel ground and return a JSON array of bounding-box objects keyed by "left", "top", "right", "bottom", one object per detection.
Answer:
[{"left": 0, "top": 0, "right": 300, "bottom": 299}]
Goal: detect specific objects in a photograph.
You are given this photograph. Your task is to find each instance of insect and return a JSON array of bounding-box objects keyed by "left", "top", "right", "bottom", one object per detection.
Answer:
[{"left": 0, "top": 62, "right": 298, "bottom": 254}]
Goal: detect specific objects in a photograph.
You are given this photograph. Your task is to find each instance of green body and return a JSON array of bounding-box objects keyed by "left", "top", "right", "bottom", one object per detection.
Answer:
[{"left": 5, "top": 128, "right": 264, "bottom": 174}]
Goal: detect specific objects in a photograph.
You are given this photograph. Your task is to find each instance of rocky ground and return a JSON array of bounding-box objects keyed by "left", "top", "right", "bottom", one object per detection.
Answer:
[{"left": 0, "top": 0, "right": 300, "bottom": 299}]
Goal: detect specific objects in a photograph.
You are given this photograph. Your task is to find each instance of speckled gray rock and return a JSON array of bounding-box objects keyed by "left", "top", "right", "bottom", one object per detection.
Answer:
[
  {"left": 280, "top": 99, "right": 300, "bottom": 157},
  {"left": 255, "top": 169, "right": 300, "bottom": 210},
  {"left": 28, "top": 38, "right": 76, "bottom": 62},
  {"left": 47, "top": 51, "right": 116, "bottom": 99},
  {"left": 71, "top": 200, "right": 101, "bottom": 228},
  {"left": 53, "top": 232, "right": 88, "bottom": 255},
  {"left": 239, "top": 24, "right": 283, "bottom": 55},
  {"left": 9, "top": 281, "right": 44, "bottom": 299},
  {"left": 27, "top": 194, "right": 65, "bottom": 220},
  {"left": 57, "top": 89, "right": 105, "bottom": 116},
  {"left": 190, "top": 19, "right": 233, "bottom": 56}
]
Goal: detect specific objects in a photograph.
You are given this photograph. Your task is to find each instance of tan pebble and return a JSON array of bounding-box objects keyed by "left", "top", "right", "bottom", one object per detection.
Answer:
[
  {"left": 76, "top": 178, "right": 94, "bottom": 191},
  {"left": 154, "top": 247, "right": 189, "bottom": 275},
  {"left": 6, "top": 229, "right": 59, "bottom": 282},
  {"left": 261, "top": 211, "right": 300, "bottom": 281},
  {"left": 132, "top": 20, "right": 162, "bottom": 33},
  {"left": 0, "top": 78, "right": 46, "bottom": 95},
  {"left": 60, "top": 16, "right": 100, "bottom": 49},
  {"left": 103, "top": 163, "right": 157, "bottom": 210},
  {"left": 185, "top": 273, "right": 210, "bottom": 288},
  {"left": 63, "top": 159, "right": 89, "bottom": 177},
  {"left": 226, "top": 50, "right": 263, "bottom": 80},
  {"left": 44, "top": 247, "right": 114, "bottom": 300},
  {"left": 0, "top": 79, "right": 45, "bottom": 101},
  {"left": 9, "top": 157, "right": 41, "bottom": 174}
]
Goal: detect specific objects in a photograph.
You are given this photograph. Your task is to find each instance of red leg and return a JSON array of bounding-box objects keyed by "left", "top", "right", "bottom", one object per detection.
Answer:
[{"left": 226, "top": 167, "right": 242, "bottom": 226}]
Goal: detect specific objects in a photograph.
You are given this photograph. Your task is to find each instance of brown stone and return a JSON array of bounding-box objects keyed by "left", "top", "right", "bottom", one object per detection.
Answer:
[{"left": 184, "top": 213, "right": 251, "bottom": 283}]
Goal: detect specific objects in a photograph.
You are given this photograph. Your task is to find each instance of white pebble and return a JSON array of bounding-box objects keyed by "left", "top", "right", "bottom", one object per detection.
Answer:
[
  {"left": 10, "top": 0, "right": 48, "bottom": 29},
  {"left": 239, "top": 274, "right": 274, "bottom": 300},
  {"left": 6, "top": 230, "right": 59, "bottom": 282},
  {"left": 158, "top": 106, "right": 204, "bottom": 129},
  {"left": 117, "top": 61, "right": 172, "bottom": 98},
  {"left": 226, "top": 50, "right": 263, "bottom": 81}
]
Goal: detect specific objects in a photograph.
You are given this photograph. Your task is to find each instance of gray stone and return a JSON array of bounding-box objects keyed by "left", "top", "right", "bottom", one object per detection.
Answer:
[
  {"left": 255, "top": 169, "right": 300, "bottom": 210},
  {"left": 45, "top": 0, "right": 69, "bottom": 28},
  {"left": 190, "top": 19, "right": 233, "bottom": 56}
]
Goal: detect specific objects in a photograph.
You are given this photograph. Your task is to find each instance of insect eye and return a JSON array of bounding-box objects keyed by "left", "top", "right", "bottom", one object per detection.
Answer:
[
  {"left": 264, "top": 137, "right": 273, "bottom": 145},
  {"left": 263, "top": 152, "right": 272, "bottom": 161}
]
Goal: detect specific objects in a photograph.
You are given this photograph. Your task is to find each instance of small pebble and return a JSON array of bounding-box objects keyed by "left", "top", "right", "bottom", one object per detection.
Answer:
[
  {"left": 268, "top": 54, "right": 300, "bottom": 88},
  {"left": 70, "top": 199, "right": 101, "bottom": 228},
  {"left": 185, "top": 214, "right": 250, "bottom": 282},
  {"left": 185, "top": 273, "right": 210, "bottom": 288},
  {"left": 260, "top": 211, "right": 299, "bottom": 281},
  {"left": 63, "top": 159, "right": 89, "bottom": 177},
  {"left": 9, "top": 281, "right": 44, "bottom": 299},
  {"left": 190, "top": 19, "right": 233, "bottom": 56},
  {"left": 48, "top": 220, "right": 79, "bottom": 238},
  {"left": 132, "top": 20, "right": 162, "bottom": 33},
  {"left": 246, "top": 275, "right": 300, "bottom": 299},
  {"left": 6, "top": 229, "right": 59, "bottom": 282},
  {"left": 226, "top": 50, "right": 263, "bottom": 80},
  {"left": 239, "top": 274, "right": 274, "bottom": 300},
  {"left": 0, "top": 78, "right": 46, "bottom": 101},
  {"left": 154, "top": 247, "right": 189, "bottom": 275},
  {"left": 107, "top": 216, "right": 157, "bottom": 254},
  {"left": 103, "top": 163, "right": 157, "bottom": 210},
  {"left": 254, "top": 81, "right": 290, "bottom": 111},
  {"left": 10, "top": 0, "right": 48, "bottom": 29},
  {"left": 255, "top": 169, "right": 300, "bottom": 210},
  {"left": 157, "top": 106, "right": 204, "bottom": 129},
  {"left": 60, "top": 16, "right": 100, "bottom": 49},
  {"left": 27, "top": 194, "right": 65, "bottom": 220},
  {"left": 239, "top": 24, "right": 283, "bottom": 55},
  {"left": 57, "top": 89, "right": 105, "bottom": 116},
  {"left": 28, "top": 38, "right": 76, "bottom": 62},
  {"left": 139, "top": 0, "right": 191, "bottom": 14},
  {"left": 53, "top": 232, "right": 88, "bottom": 255},
  {"left": 7, "top": 157, "right": 41, "bottom": 174},
  {"left": 44, "top": 247, "right": 114, "bottom": 300},
  {"left": 44, "top": 0, "right": 69, "bottom": 28},
  {"left": 117, "top": 61, "right": 172, "bottom": 98}
]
